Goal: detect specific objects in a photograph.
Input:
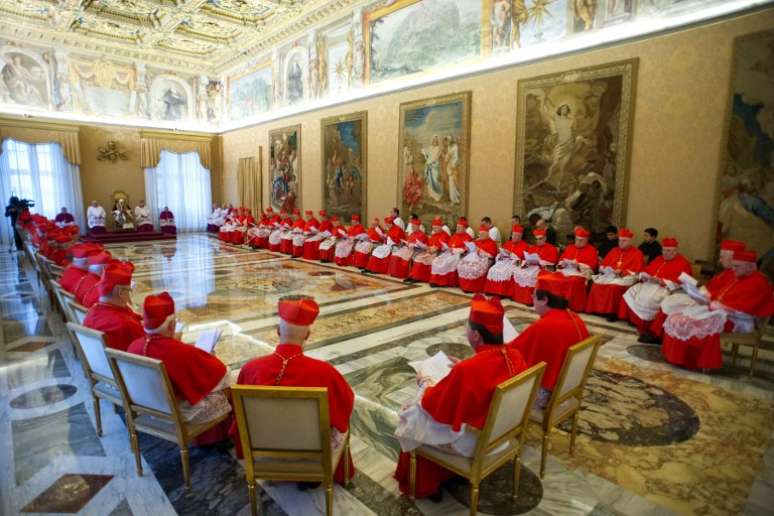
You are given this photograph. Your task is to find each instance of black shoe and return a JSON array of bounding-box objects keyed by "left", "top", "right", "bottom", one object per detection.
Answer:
[
  {"left": 604, "top": 314, "right": 618, "bottom": 323},
  {"left": 430, "top": 284, "right": 440, "bottom": 288},
  {"left": 638, "top": 333, "right": 660, "bottom": 344},
  {"left": 428, "top": 490, "right": 443, "bottom": 503},
  {"left": 296, "top": 481, "right": 321, "bottom": 491},
  {"left": 403, "top": 278, "right": 414, "bottom": 284}
]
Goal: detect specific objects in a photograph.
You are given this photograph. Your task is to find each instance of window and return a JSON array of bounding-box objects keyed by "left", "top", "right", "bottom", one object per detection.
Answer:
[
  {"left": 0, "top": 139, "right": 85, "bottom": 245},
  {"left": 144, "top": 150, "right": 212, "bottom": 232}
]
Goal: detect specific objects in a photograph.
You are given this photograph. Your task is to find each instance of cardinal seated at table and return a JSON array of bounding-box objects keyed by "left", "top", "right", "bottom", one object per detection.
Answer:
[
  {"left": 393, "top": 294, "right": 528, "bottom": 500},
  {"left": 127, "top": 292, "right": 234, "bottom": 443},
  {"left": 232, "top": 296, "right": 355, "bottom": 485},
  {"left": 83, "top": 264, "right": 144, "bottom": 351}
]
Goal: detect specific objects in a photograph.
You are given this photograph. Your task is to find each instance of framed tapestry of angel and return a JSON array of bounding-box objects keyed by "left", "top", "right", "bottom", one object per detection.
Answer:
[
  {"left": 321, "top": 111, "right": 367, "bottom": 221},
  {"left": 269, "top": 125, "right": 301, "bottom": 212},
  {"left": 514, "top": 59, "right": 638, "bottom": 243},
  {"left": 398, "top": 91, "right": 471, "bottom": 227}
]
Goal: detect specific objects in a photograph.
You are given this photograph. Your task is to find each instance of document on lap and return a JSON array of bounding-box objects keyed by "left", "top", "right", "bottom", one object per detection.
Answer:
[
  {"left": 409, "top": 351, "right": 454, "bottom": 385},
  {"left": 195, "top": 327, "right": 223, "bottom": 354}
]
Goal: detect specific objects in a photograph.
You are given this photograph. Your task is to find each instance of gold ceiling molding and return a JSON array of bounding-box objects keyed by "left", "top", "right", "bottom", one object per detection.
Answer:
[
  {"left": 0, "top": 116, "right": 81, "bottom": 165},
  {"left": 0, "top": 0, "right": 372, "bottom": 73}
]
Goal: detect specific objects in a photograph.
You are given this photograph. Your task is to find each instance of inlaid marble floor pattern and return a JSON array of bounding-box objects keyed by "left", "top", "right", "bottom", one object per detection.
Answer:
[{"left": 1, "top": 234, "right": 772, "bottom": 516}]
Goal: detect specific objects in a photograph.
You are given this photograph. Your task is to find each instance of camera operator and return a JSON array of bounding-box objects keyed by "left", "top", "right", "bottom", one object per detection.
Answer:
[{"left": 4, "top": 196, "right": 33, "bottom": 251}]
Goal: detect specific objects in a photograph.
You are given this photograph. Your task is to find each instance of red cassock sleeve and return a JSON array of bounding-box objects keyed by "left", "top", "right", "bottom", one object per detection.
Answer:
[
  {"left": 421, "top": 348, "right": 527, "bottom": 432},
  {"left": 476, "top": 239, "right": 499, "bottom": 257},
  {"left": 129, "top": 336, "right": 227, "bottom": 406},
  {"left": 716, "top": 273, "right": 774, "bottom": 318},
  {"left": 509, "top": 310, "right": 590, "bottom": 389},
  {"left": 60, "top": 267, "right": 87, "bottom": 293}
]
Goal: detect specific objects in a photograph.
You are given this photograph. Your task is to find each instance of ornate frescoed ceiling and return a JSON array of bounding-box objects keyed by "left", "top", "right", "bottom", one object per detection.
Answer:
[{"left": 0, "top": 0, "right": 364, "bottom": 73}]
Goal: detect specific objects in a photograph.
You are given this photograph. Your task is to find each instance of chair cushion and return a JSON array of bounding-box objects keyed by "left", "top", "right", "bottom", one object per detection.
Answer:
[
  {"left": 251, "top": 430, "right": 348, "bottom": 476},
  {"left": 530, "top": 397, "right": 579, "bottom": 425},
  {"left": 417, "top": 437, "right": 517, "bottom": 476}
]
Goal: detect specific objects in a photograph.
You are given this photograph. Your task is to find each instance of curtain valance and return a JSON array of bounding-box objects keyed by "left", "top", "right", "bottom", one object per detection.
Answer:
[
  {"left": 140, "top": 130, "right": 213, "bottom": 171},
  {"left": 0, "top": 118, "right": 81, "bottom": 165}
]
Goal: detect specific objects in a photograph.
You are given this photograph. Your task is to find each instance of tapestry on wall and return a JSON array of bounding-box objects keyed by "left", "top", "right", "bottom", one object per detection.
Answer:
[
  {"left": 718, "top": 28, "right": 774, "bottom": 279},
  {"left": 514, "top": 59, "right": 638, "bottom": 244},
  {"left": 321, "top": 112, "right": 367, "bottom": 221},
  {"left": 269, "top": 125, "right": 301, "bottom": 212},
  {"left": 398, "top": 91, "right": 471, "bottom": 227}
]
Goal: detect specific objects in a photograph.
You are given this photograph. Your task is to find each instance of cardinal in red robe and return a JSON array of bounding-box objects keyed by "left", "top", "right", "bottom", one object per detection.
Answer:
[
  {"left": 291, "top": 210, "right": 311, "bottom": 257},
  {"left": 662, "top": 249, "right": 774, "bottom": 370},
  {"left": 74, "top": 251, "right": 114, "bottom": 307},
  {"left": 512, "top": 229, "right": 559, "bottom": 305},
  {"left": 60, "top": 243, "right": 102, "bottom": 294},
  {"left": 83, "top": 264, "right": 144, "bottom": 351},
  {"left": 618, "top": 238, "right": 693, "bottom": 338},
  {"left": 537, "top": 227, "right": 598, "bottom": 312},
  {"left": 303, "top": 210, "right": 331, "bottom": 260},
  {"left": 353, "top": 219, "right": 383, "bottom": 269},
  {"left": 335, "top": 215, "right": 365, "bottom": 266},
  {"left": 409, "top": 218, "right": 449, "bottom": 283},
  {"left": 318, "top": 215, "right": 342, "bottom": 262},
  {"left": 389, "top": 217, "right": 427, "bottom": 279},
  {"left": 485, "top": 224, "right": 528, "bottom": 298},
  {"left": 233, "top": 296, "right": 355, "bottom": 484},
  {"left": 585, "top": 228, "right": 645, "bottom": 320},
  {"left": 127, "top": 292, "right": 233, "bottom": 443},
  {"left": 429, "top": 218, "right": 473, "bottom": 287},
  {"left": 457, "top": 225, "right": 499, "bottom": 293},
  {"left": 280, "top": 210, "right": 301, "bottom": 254},
  {"left": 509, "top": 289, "right": 590, "bottom": 404},
  {"left": 394, "top": 295, "right": 528, "bottom": 499},
  {"left": 367, "top": 216, "right": 405, "bottom": 274}
]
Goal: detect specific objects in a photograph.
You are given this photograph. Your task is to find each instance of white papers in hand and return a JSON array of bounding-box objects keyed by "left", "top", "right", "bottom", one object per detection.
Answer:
[
  {"left": 679, "top": 272, "right": 698, "bottom": 286},
  {"left": 408, "top": 351, "right": 454, "bottom": 384},
  {"left": 195, "top": 327, "right": 223, "bottom": 354},
  {"left": 523, "top": 252, "right": 540, "bottom": 264},
  {"left": 465, "top": 241, "right": 477, "bottom": 253}
]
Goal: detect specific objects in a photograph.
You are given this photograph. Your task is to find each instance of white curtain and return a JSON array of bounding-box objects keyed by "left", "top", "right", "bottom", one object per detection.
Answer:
[
  {"left": 144, "top": 150, "right": 212, "bottom": 232},
  {"left": 0, "top": 139, "right": 85, "bottom": 245}
]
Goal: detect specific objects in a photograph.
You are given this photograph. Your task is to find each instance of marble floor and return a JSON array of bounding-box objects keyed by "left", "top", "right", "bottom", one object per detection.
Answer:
[{"left": 1, "top": 233, "right": 773, "bottom": 516}]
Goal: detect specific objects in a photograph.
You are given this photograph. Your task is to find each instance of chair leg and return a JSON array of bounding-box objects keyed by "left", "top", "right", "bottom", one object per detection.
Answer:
[
  {"left": 570, "top": 412, "right": 580, "bottom": 455},
  {"left": 750, "top": 344, "right": 759, "bottom": 378},
  {"left": 731, "top": 343, "right": 739, "bottom": 366},
  {"left": 343, "top": 436, "right": 351, "bottom": 488},
  {"left": 129, "top": 430, "right": 143, "bottom": 476},
  {"left": 512, "top": 455, "right": 521, "bottom": 502},
  {"left": 469, "top": 483, "right": 479, "bottom": 516},
  {"left": 247, "top": 480, "right": 258, "bottom": 516},
  {"left": 540, "top": 430, "right": 549, "bottom": 479},
  {"left": 180, "top": 447, "right": 191, "bottom": 490},
  {"left": 325, "top": 482, "right": 333, "bottom": 516},
  {"left": 409, "top": 451, "right": 417, "bottom": 500},
  {"left": 93, "top": 397, "right": 103, "bottom": 437}
]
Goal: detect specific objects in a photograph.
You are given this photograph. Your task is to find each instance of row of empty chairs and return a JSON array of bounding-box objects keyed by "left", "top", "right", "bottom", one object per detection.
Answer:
[{"left": 37, "top": 246, "right": 601, "bottom": 516}]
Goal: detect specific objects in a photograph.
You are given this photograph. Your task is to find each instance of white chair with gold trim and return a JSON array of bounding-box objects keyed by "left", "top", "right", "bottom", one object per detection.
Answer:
[
  {"left": 105, "top": 349, "right": 231, "bottom": 489},
  {"left": 231, "top": 385, "right": 351, "bottom": 516},
  {"left": 409, "top": 362, "right": 546, "bottom": 516},
  {"left": 66, "top": 323, "right": 123, "bottom": 437},
  {"left": 531, "top": 335, "right": 602, "bottom": 478},
  {"left": 67, "top": 299, "right": 89, "bottom": 325}
]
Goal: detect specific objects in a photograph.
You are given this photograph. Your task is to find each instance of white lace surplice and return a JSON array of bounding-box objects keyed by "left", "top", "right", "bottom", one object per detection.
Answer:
[
  {"left": 431, "top": 250, "right": 462, "bottom": 275},
  {"left": 457, "top": 252, "right": 492, "bottom": 280},
  {"left": 178, "top": 369, "right": 237, "bottom": 424},
  {"left": 371, "top": 244, "right": 392, "bottom": 260},
  {"left": 268, "top": 229, "right": 282, "bottom": 246},
  {"left": 335, "top": 239, "right": 354, "bottom": 257},
  {"left": 513, "top": 264, "right": 540, "bottom": 288},
  {"left": 486, "top": 255, "right": 517, "bottom": 282},
  {"left": 622, "top": 282, "right": 668, "bottom": 321}
]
